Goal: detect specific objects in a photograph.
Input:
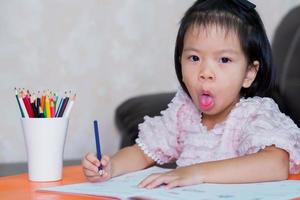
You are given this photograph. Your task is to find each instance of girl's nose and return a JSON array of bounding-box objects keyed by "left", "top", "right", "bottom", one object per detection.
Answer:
[{"left": 198, "top": 65, "right": 215, "bottom": 81}]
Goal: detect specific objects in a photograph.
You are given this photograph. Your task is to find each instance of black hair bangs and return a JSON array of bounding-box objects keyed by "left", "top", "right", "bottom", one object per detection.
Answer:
[{"left": 182, "top": 10, "right": 250, "bottom": 59}]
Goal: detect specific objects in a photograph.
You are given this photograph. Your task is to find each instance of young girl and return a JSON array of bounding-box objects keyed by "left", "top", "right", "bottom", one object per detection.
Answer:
[{"left": 82, "top": 0, "right": 300, "bottom": 189}]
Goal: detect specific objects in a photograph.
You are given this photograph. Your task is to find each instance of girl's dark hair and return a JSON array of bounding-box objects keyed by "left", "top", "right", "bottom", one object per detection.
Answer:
[{"left": 174, "top": 0, "right": 275, "bottom": 98}]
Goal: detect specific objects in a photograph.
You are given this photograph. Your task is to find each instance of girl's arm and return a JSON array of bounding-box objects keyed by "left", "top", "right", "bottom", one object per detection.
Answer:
[
  {"left": 111, "top": 144, "right": 156, "bottom": 177},
  {"left": 139, "top": 146, "right": 289, "bottom": 188},
  {"left": 196, "top": 146, "right": 289, "bottom": 183}
]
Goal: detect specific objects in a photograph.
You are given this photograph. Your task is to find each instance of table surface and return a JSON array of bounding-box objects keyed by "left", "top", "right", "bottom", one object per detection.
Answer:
[
  {"left": 0, "top": 165, "right": 110, "bottom": 200},
  {"left": 1, "top": 165, "right": 300, "bottom": 200}
]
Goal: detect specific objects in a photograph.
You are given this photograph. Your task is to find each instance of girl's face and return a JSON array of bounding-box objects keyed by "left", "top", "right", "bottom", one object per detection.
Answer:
[{"left": 181, "top": 25, "right": 258, "bottom": 124}]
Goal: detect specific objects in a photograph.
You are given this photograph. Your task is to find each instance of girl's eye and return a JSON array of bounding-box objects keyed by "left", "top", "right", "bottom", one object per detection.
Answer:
[
  {"left": 220, "top": 57, "right": 231, "bottom": 63},
  {"left": 189, "top": 55, "right": 200, "bottom": 62}
]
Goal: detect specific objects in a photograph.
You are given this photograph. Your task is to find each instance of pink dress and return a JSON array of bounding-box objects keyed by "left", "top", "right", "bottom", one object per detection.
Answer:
[{"left": 136, "top": 87, "right": 300, "bottom": 173}]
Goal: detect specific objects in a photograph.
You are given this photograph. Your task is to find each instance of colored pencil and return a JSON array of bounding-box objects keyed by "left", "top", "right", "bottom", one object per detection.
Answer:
[
  {"left": 39, "top": 106, "right": 44, "bottom": 118},
  {"left": 63, "top": 94, "right": 76, "bottom": 118},
  {"left": 93, "top": 120, "right": 103, "bottom": 171},
  {"left": 30, "top": 95, "right": 38, "bottom": 118},
  {"left": 15, "top": 88, "right": 75, "bottom": 118},
  {"left": 18, "top": 91, "right": 29, "bottom": 118},
  {"left": 58, "top": 97, "right": 69, "bottom": 117},
  {"left": 45, "top": 97, "right": 51, "bottom": 118},
  {"left": 15, "top": 88, "right": 24, "bottom": 117},
  {"left": 36, "top": 97, "right": 41, "bottom": 117},
  {"left": 50, "top": 100, "right": 55, "bottom": 118},
  {"left": 55, "top": 97, "right": 64, "bottom": 117},
  {"left": 22, "top": 92, "right": 34, "bottom": 118},
  {"left": 41, "top": 93, "right": 46, "bottom": 113}
]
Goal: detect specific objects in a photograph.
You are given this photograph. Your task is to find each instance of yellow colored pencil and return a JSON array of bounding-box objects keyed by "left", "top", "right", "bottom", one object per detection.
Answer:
[{"left": 45, "top": 97, "right": 51, "bottom": 118}]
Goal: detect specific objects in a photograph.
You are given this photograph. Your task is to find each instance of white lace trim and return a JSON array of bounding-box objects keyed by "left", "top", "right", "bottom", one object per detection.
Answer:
[{"left": 135, "top": 138, "right": 165, "bottom": 165}]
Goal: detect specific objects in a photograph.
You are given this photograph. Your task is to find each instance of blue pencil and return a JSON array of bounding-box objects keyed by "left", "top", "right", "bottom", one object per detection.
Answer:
[
  {"left": 93, "top": 120, "right": 103, "bottom": 171},
  {"left": 55, "top": 98, "right": 64, "bottom": 117}
]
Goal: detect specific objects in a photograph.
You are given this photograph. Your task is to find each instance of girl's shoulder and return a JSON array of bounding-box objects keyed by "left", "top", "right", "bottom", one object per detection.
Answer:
[
  {"left": 237, "top": 96, "right": 279, "bottom": 112},
  {"left": 236, "top": 96, "right": 298, "bottom": 129},
  {"left": 228, "top": 97, "right": 273, "bottom": 122},
  {"left": 235, "top": 97, "right": 300, "bottom": 173}
]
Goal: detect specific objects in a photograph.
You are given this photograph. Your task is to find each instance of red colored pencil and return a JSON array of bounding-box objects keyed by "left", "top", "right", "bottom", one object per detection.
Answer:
[
  {"left": 50, "top": 100, "right": 55, "bottom": 118},
  {"left": 22, "top": 92, "right": 34, "bottom": 118}
]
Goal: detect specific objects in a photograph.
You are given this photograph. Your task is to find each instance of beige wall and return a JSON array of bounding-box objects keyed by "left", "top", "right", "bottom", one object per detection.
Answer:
[{"left": 0, "top": 0, "right": 299, "bottom": 164}]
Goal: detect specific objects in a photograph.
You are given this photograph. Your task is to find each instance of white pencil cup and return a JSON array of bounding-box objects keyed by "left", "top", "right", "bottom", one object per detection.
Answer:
[{"left": 21, "top": 118, "right": 69, "bottom": 182}]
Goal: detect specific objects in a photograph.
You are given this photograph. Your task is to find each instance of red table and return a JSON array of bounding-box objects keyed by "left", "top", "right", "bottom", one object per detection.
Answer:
[
  {"left": 0, "top": 165, "right": 111, "bottom": 200},
  {"left": 1, "top": 165, "right": 300, "bottom": 200}
]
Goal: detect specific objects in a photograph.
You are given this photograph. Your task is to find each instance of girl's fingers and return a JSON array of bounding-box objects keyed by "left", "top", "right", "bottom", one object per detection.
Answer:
[
  {"left": 165, "top": 173, "right": 203, "bottom": 189},
  {"left": 85, "top": 153, "right": 100, "bottom": 166},
  {"left": 100, "top": 171, "right": 110, "bottom": 179},
  {"left": 88, "top": 171, "right": 111, "bottom": 182},
  {"left": 82, "top": 153, "right": 113, "bottom": 183},
  {"left": 138, "top": 173, "right": 162, "bottom": 188},
  {"left": 145, "top": 175, "right": 176, "bottom": 189},
  {"left": 84, "top": 170, "right": 111, "bottom": 182},
  {"left": 82, "top": 157, "right": 99, "bottom": 172},
  {"left": 83, "top": 168, "right": 100, "bottom": 177},
  {"left": 100, "top": 155, "right": 110, "bottom": 166},
  {"left": 165, "top": 179, "right": 181, "bottom": 189}
]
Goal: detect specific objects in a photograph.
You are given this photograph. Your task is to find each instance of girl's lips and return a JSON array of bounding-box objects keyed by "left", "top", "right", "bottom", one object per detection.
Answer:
[{"left": 198, "top": 92, "right": 214, "bottom": 110}]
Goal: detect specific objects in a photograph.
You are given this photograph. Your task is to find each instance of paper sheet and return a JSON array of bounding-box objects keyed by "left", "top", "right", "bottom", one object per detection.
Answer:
[{"left": 40, "top": 166, "right": 300, "bottom": 200}]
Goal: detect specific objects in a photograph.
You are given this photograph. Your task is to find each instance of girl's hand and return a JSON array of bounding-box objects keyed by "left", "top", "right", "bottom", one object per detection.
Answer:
[
  {"left": 138, "top": 165, "right": 204, "bottom": 189},
  {"left": 82, "top": 152, "right": 112, "bottom": 182}
]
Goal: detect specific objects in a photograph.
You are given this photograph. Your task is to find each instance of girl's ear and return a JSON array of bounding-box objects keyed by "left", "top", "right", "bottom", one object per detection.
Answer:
[{"left": 242, "top": 61, "right": 259, "bottom": 88}]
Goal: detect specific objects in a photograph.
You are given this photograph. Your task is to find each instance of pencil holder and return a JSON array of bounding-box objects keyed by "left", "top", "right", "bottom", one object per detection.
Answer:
[{"left": 21, "top": 118, "right": 69, "bottom": 182}]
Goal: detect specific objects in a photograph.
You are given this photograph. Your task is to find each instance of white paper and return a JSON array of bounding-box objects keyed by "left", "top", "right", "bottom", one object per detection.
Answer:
[{"left": 40, "top": 166, "right": 300, "bottom": 200}]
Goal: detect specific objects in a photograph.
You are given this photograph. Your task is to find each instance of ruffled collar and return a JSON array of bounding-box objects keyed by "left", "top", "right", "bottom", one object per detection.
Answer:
[
  {"left": 181, "top": 94, "right": 264, "bottom": 135},
  {"left": 199, "top": 98, "right": 245, "bottom": 133},
  {"left": 176, "top": 87, "right": 267, "bottom": 135}
]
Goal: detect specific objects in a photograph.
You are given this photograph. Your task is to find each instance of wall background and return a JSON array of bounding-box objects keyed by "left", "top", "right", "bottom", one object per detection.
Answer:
[{"left": 0, "top": 0, "right": 299, "bottom": 164}]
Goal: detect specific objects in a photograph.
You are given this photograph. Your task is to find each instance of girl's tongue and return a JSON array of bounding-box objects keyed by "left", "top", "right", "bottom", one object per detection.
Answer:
[{"left": 199, "top": 94, "right": 214, "bottom": 110}]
